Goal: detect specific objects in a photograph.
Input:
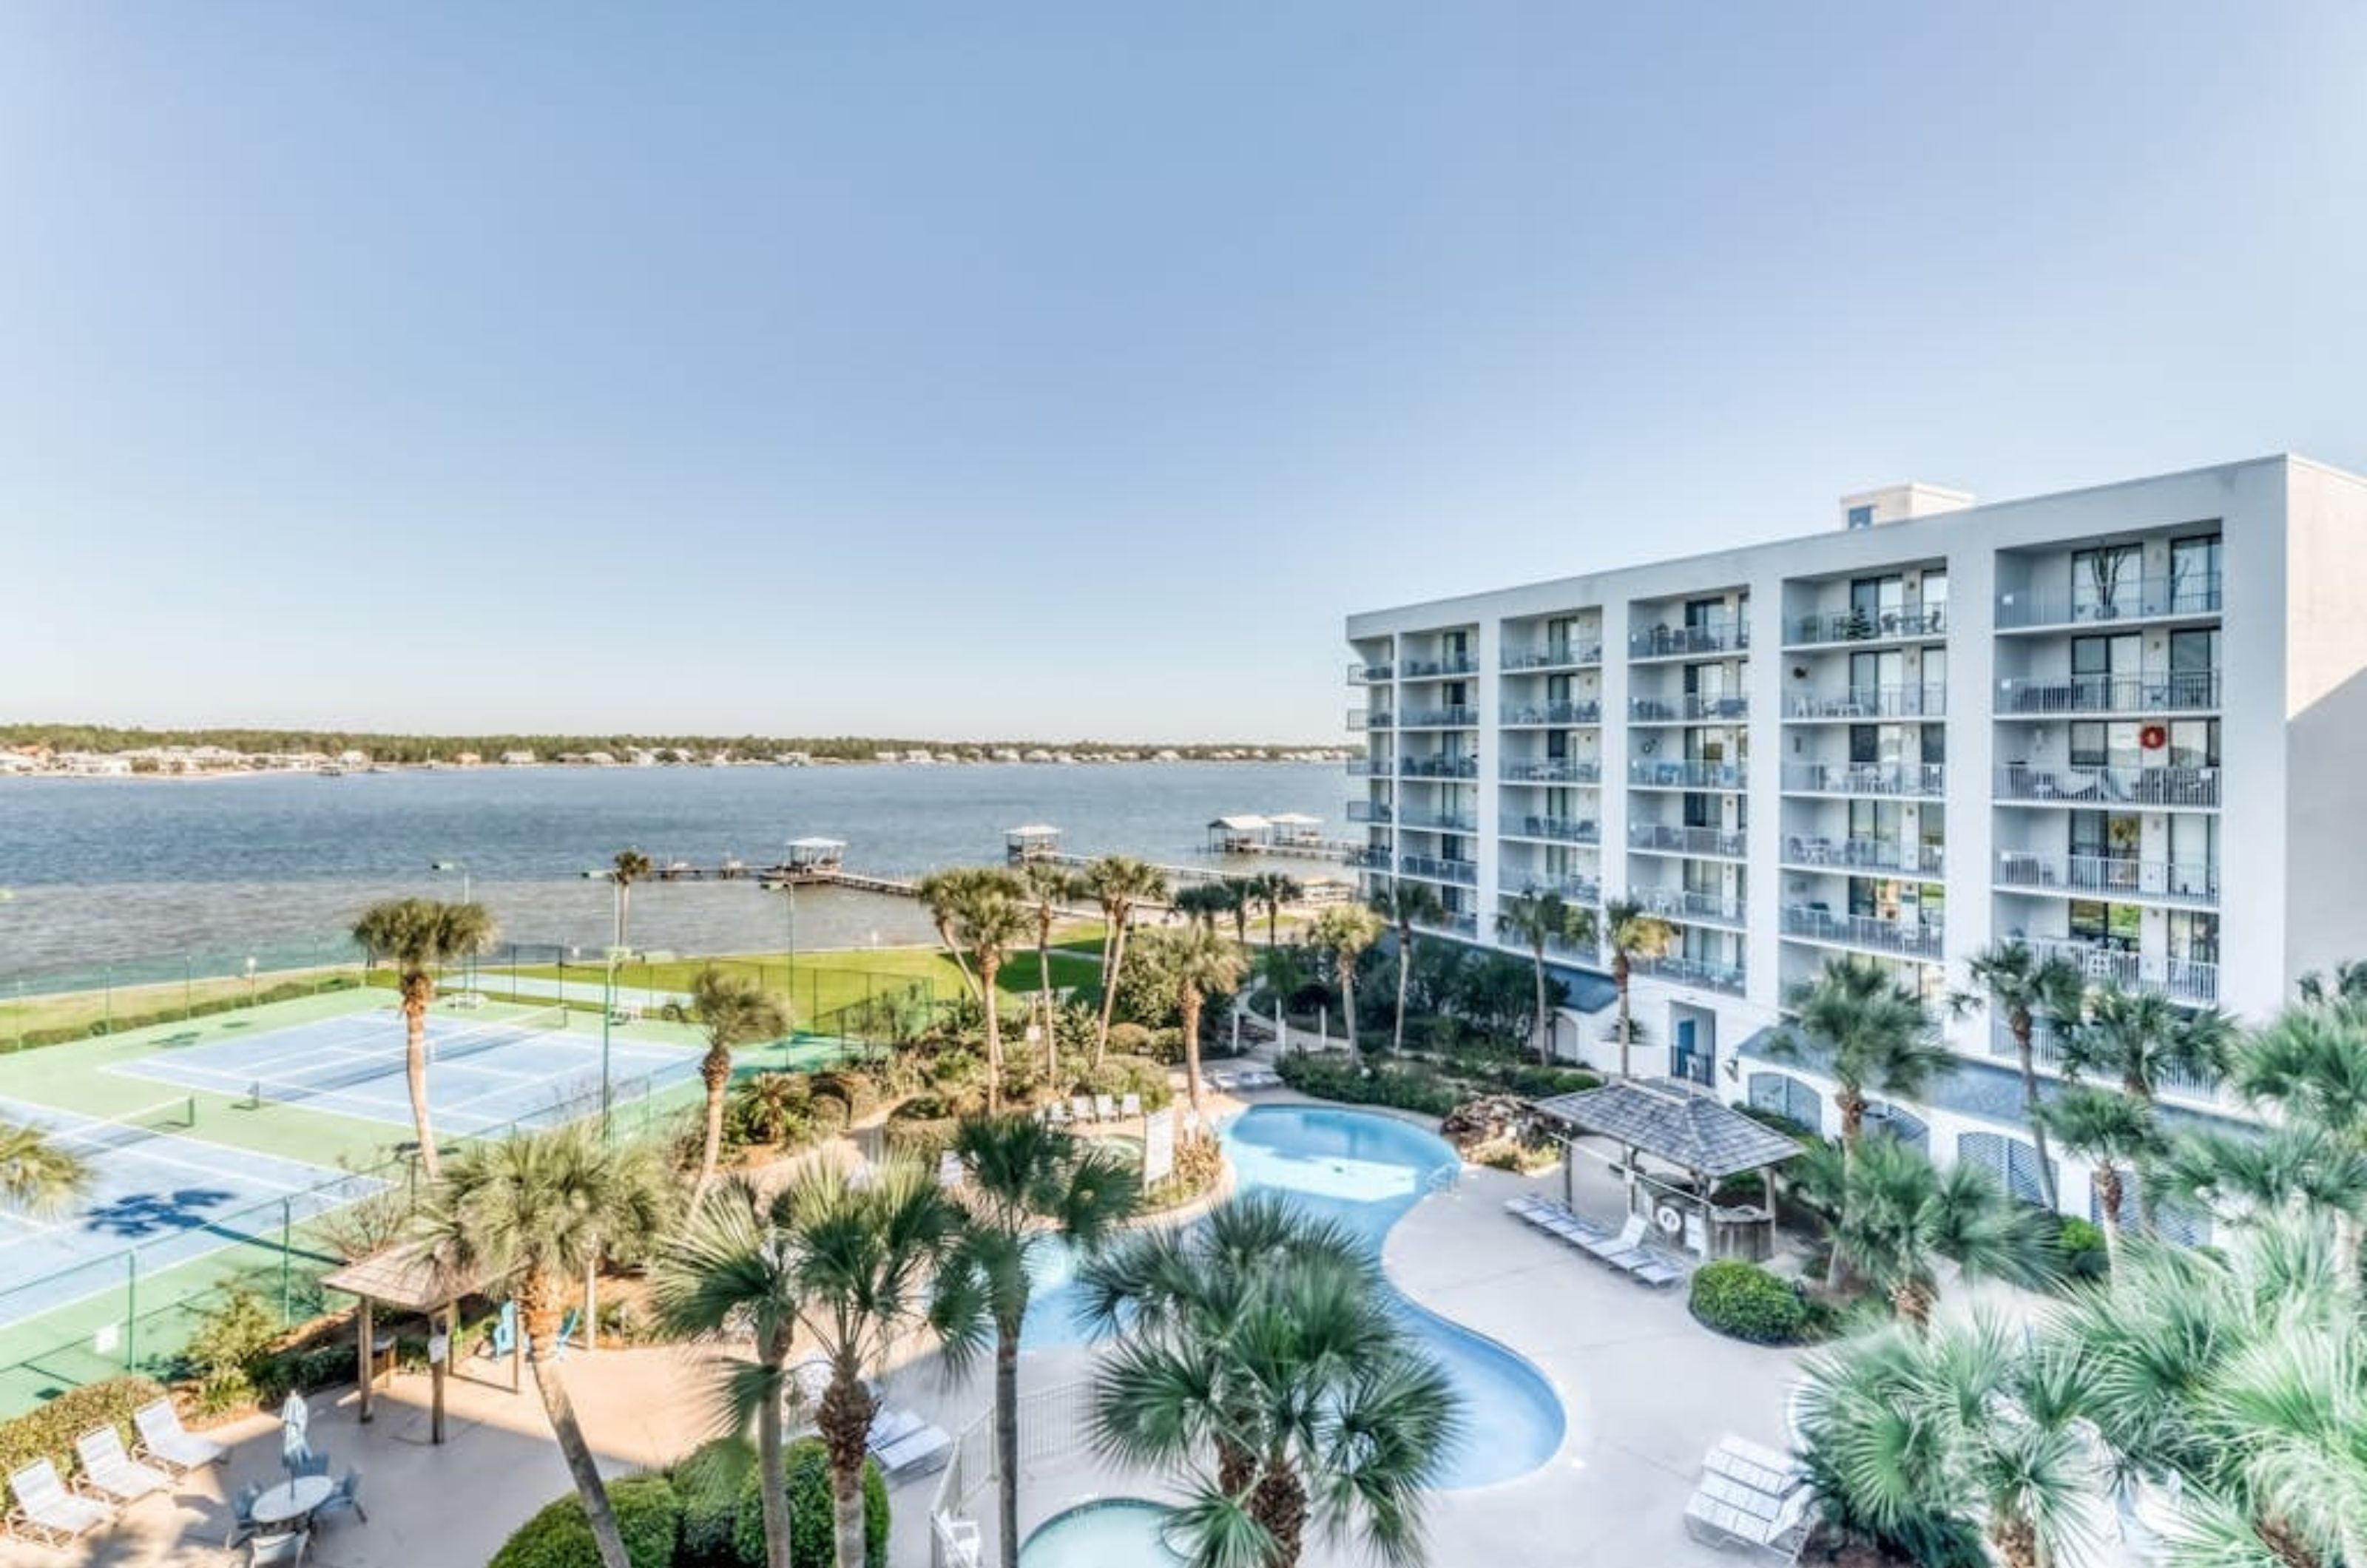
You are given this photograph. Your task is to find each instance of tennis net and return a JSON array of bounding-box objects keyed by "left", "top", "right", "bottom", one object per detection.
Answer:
[
  {"left": 246, "top": 1006, "right": 575, "bottom": 1104},
  {"left": 50, "top": 1096, "right": 200, "bottom": 1156}
]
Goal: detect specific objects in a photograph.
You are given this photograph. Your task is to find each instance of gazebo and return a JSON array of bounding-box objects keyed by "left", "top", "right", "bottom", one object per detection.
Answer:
[
  {"left": 1004, "top": 824, "right": 1063, "bottom": 863},
  {"left": 322, "top": 1244, "right": 513, "bottom": 1444},
  {"left": 1206, "top": 814, "right": 1270, "bottom": 854},
  {"left": 1264, "top": 811, "right": 1323, "bottom": 848},
  {"left": 1529, "top": 1081, "right": 1801, "bottom": 1261}
]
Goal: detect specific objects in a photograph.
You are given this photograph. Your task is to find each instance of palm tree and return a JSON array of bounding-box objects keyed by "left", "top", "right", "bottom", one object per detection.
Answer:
[
  {"left": 1779, "top": 957, "right": 1954, "bottom": 1153},
  {"left": 2233, "top": 996, "right": 2367, "bottom": 1285},
  {"left": 1494, "top": 890, "right": 1595, "bottom": 1065},
  {"left": 1309, "top": 904, "right": 1385, "bottom": 1068},
  {"left": 1083, "top": 857, "right": 1170, "bottom": 1069},
  {"left": 1244, "top": 871, "right": 1302, "bottom": 947},
  {"left": 2298, "top": 959, "right": 2367, "bottom": 1007},
  {"left": 950, "top": 873, "right": 1031, "bottom": 1114},
  {"left": 1175, "top": 882, "right": 1237, "bottom": 932},
  {"left": 1157, "top": 924, "right": 1247, "bottom": 1119},
  {"left": 610, "top": 847, "right": 652, "bottom": 947},
  {"left": 1789, "top": 1135, "right": 2056, "bottom": 1323},
  {"left": 687, "top": 965, "right": 793, "bottom": 1202},
  {"left": 651, "top": 1176, "right": 806, "bottom": 1568},
  {"left": 933, "top": 1115, "right": 1142, "bottom": 1568},
  {"left": 0, "top": 1123, "right": 90, "bottom": 1215},
  {"left": 777, "top": 1159, "right": 965, "bottom": 1568},
  {"left": 412, "top": 1124, "right": 672, "bottom": 1568},
  {"left": 352, "top": 897, "right": 499, "bottom": 1178},
  {"left": 1959, "top": 941, "right": 2087, "bottom": 1209},
  {"left": 2057, "top": 983, "right": 2234, "bottom": 1231},
  {"left": 917, "top": 868, "right": 991, "bottom": 1005},
  {"left": 1016, "top": 860, "right": 1082, "bottom": 1086},
  {"left": 1077, "top": 1194, "right": 1462, "bottom": 1568},
  {"left": 1601, "top": 898, "right": 1675, "bottom": 1078},
  {"left": 1368, "top": 879, "right": 1443, "bottom": 1056},
  {"left": 1220, "top": 877, "right": 1257, "bottom": 946},
  {"left": 2034, "top": 1086, "right": 2158, "bottom": 1270}
]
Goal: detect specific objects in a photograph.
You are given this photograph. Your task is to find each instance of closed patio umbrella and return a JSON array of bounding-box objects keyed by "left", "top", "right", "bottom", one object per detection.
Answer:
[{"left": 279, "top": 1393, "right": 310, "bottom": 1474}]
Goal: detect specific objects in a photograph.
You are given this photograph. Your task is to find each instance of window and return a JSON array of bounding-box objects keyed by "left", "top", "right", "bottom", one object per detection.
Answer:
[
  {"left": 2169, "top": 718, "right": 2220, "bottom": 768},
  {"left": 2171, "top": 535, "right": 2223, "bottom": 612},
  {"left": 1848, "top": 799, "right": 1902, "bottom": 846},
  {"left": 1849, "top": 574, "right": 1906, "bottom": 633},
  {"left": 1846, "top": 504, "right": 1875, "bottom": 530},
  {"left": 2170, "top": 629, "right": 2219, "bottom": 706},
  {"left": 2170, "top": 910, "right": 2219, "bottom": 965},
  {"left": 2069, "top": 721, "right": 2142, "bottom": 769},
  {"left": 1749, "top": 1072, "right": 1823, "bottom": 1131},
  {"left": 1850, "top": 649, "right": 1903, "bottom": 702},
  {"left": 2072, "top": 545, "right": 2141, "bottom": 620},
  {"left": 2069, "top": 811, "right": 2141, "bottom": 862},
  {"left": 2072, "top": 634, "right": 2141, "bottom": 708},
  {"left": 1959, "top": 1131, "right": 2056, "bottom": 1209},
  {"left": 1916, "top": 570, "right": 1948, "bottom": 629},
  {"left": 2069, "top": 899, "right": 2141, "bottom": 948}
]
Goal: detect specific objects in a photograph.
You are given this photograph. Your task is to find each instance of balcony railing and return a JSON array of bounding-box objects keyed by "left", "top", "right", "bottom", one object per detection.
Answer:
[
  {"left": 1994, "top": 765, "right": 2220, "bottom": 808},
  {"left": 1786, "top": 683, "right": 1947, "bottom": 720},
  {"left": 1629, "top": 695, "right": 1750, "bottom": 723},
  {"left": 1399, "top": 809, "right": 1478, "bottom": 834},
  {"left": 1629, "top": 621, "right": 1749, "bottom": 658},
  {"left": 1627, "top": 822, "right": 1748, "bottom": 859},
  {"left": 1783, "top": 762, "right": 1945, "bottom": 797},
  {"left": 1501, "top": 758, "right": 1601, "bottom": 785},
  {"left": 1996, "top": 670, "right": 2221, "bottom": 716},
  {"left": 1629, "top": 760, "right": 1748, "bottom": 790},
  {"left": 1634, "top": 888, "right": 1748, "bottom": 926},
  {"left": 1996, "top": 573, "right": 2223, "bottom": 630},
  {"left": 1510, "top": 815, "right": 1599, "bottom": 845},
  {"left": 1627, "top": 953, "right": 1747, "bottom": 995},
  {"left": 1783, "top": 905, "right": 1945, "bottom": 959},
  {"left": 1345, "top": 800, "right": 1391, "bottom": 824},
  {"left": 1416, "top": 911, "right": 1479, "bottom": 939},
  {"left": 1398, "top": 706, "right": 1479, "bottom": 729},
  {"left": 1786, "top": 604, "right": 1948, "bottom": 646},
  {"left": 1542, "top": 933, "right": 1601, "bottom": 965},
  {"left": 1502, "top": 699, "right": 1602, "bottom": 726},
  {"left": 1502, "top": 871, "right": 1603, "bottom": 904},
  {"left": 2029, "top": 939, "right": 2220, "bottom": 1004},
  {"left": 1399, "top": 653, "right": 1480, "bottom": 678},
  {"left": 1398, "top": 854, "right": 1479, "bottom": 887},
  {"left": 1782, "top": 836, "right": 1945, "bottom": 876},
  {"left": 1349, "top": 846, "right": 1393, "bottom": 869},
  {"left": 1346, "top": 661, "right": 1394, "bottom": 683},
  {"left": 1345, "top": 757, "right": 1388, "bottom": 777},
  {"left": 1502, "top": 639, "right": 1603, "bottom": 670},
  {"left": 1346, "top": 709, "right": 1391, "bottom": 731},
  {"left": 1399, "top": 756, "right": 1479, "bottom": 780},
  {"left": 1988, "top": 1017, "right": 2221, "bottom": 1100},
  {"left": 1996, "top": 851, "right": 2219, "bottom": 905}
]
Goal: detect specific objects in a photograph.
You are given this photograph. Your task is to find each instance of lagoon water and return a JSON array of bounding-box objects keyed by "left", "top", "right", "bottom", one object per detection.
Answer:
[{"left": 0, "top": 763, "right": 1345, "bottom": 973}]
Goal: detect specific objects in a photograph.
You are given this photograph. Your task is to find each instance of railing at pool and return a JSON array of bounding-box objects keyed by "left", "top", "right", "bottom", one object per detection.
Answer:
[{"left": 931, "top": 1377, "right": 1097, "bottom": 1568}]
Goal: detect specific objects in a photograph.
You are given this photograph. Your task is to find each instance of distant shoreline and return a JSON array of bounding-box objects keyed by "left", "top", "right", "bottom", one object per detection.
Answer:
[{"left": 0, "top": 754, "right": 1353, "bottom": 783}]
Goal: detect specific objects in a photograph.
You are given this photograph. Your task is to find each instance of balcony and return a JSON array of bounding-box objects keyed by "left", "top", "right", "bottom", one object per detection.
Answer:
[
  {"left": 1633, "top": 888, "right": 1748, "bottom": 927},
  {"left": 1628, "top": 694, "right": 1750, "bottom": 723},
  {"left": 1786, "top": 683, "right": 1947, "bottom": 720},
  {"left": 1400, "top": 653, "right": 1480, "bottom": 679},
  {"left": 1627, "top": 953, "right": 1747, "bottom": 996},
  {"left": 2028, "top": 939, "right": 2220, "bottom": 1004},
  {"left": 1996, "top": 851, "right": 2219, "bottom": 905},
  {"left": 1346, "top": 709, "right": 1392, "bottom": 731},
  {"left": 1542, "top": 933, "right": 1601, "bottom": 966},
  {"left": 1508, "top": 814, "right": 1599, "bottom": 845},
  {"left": 1345, "top": 800, "right": 1392, "bottom": 824},
  {"left": 1501, "top": 758, "right": 1602, "bottom": 785},
  {"left": 1996, "top": 670, "right": 2221, "bottom": 716},
  {"left": 1346, "top": 661, "right": 1394, "bottom": 683},
  {"left": 1994, "top": 764, "right": 2220, "bottom": 808},
  {"left": 1783, "top": 905, "right": 1945, "bottom": 960},
  {"left": 1996, "top": 574, "right": 2223, "bottom": 631},
  {"left": 1398, "top": 854, "right": 1479, "bottom": 887},
  {"left": 1399, "top": 755, "right": 1479, "bottom": 780},
  {"left": 1629, "top": 760, "right": 1748, "bottom": 791},
  {"left": 1627, "top": 822, "right": 1748, "bottom": 859},
  {"left": 1502, "top": 639, "right": 1604, "bottom": 671},
  {"left": 1502, "top": 871, "right": 1602, "bottom": 904},
  {"left": 1786, "top": 604, "right": 1948, "bottom": 647},
  {"left": 1988, "top": 1017, "right": 2221, "bottom": 1101},
  {"left": 1399, "top": 808, "right": 1478, "bottom": 834},
  {"left": 1399, "top": 706, "right": 1479, "bottom": 729},
  {"left": 1783, "top": 762, "right": 1945, "bottom": 797},
  {"left": 1349, "top": 846, "right": 1394, "bottom": 869},
  {"left": 1781, "top": 835, "right": 1945, "bottom": 876},
  {"left": 1502, "top": 699, "right": 1602, "bottom": 726},
  {"left": 1416, "top": 911, "right": 1480, "bottom": 939},
  {"left": 1630, "top": 621, "right": 1749, "bottom": 659}
]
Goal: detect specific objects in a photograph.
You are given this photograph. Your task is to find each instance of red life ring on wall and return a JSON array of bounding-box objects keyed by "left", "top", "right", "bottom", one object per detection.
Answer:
[{"left": 2139, "top": 724, "right": 2169, "bottom": 751}]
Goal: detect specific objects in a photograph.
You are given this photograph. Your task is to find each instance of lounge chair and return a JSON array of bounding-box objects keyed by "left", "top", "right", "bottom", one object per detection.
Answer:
[
  {"left": 1093, "top": 1094, "right": 1118, "bottom": 1123},
  {"left": 6, "top": 1459, "right": 110, "bottom": 1547},
  {"left": 871, "top": 1419, "right": 953, "bottom": 1480},
  {"left": 248, "top": 1528, "right": 310, "bottom": 1565},
  {"left": 1683, "top": 1479, "right": 1814, "bottom": 1560},
  {"left": 1044, "top": 1100, "right": 1070, "bottom": 1127},
  {"left": 1706, "top": 1436, "right": 1800, "bottom": 1498},
  {"left": 1118, "top": 1092, "right": 1142, "bottom": 1118},
  {"left": 1578, "top": 1213, "right": 1654, "bottom": 1263},
  {"left": 72, "top": 1427, "right": 170, "bottom": 1504},
  {"left": 866, "top": 1408, "right": 926, "bottom": 1453},
  {"left": 314, "top": 1470, "right": 365, "bottom": 1527},
  {"left": 1070, "top": 1095, "right": 1096, "bottom": 1125},
  {"left": 134, "top": 1399, "right": 226, "bottom": 1473}
]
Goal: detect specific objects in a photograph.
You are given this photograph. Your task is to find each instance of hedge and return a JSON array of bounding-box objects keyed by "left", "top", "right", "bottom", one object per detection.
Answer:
[
  {"left": 732, "top": 1438, "right": 888, "bottom": 1568},
  {"left": 1273, "top": 1055, "right": 1461, "bottom": 1117},
  {"left": 1688, "top": 1260, "right": 1812, "bottom": 1345},
  {"left": 0, "top": 1377, "right": 169, "bottom": 1510},
  {"left": 487, "top": 1475, "right": 681, "bottom": 1568},
  {"left": 13, "top": 976, "right": 362, "bottom": 1050}
]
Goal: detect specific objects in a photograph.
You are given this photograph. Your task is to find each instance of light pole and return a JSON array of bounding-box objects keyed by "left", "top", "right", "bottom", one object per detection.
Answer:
[
  {"left": 431, "top": 860, "right": 473, "bottom": 990},
  {"left": 244, "top": 955, "right": 258, "bottom": 1008}
]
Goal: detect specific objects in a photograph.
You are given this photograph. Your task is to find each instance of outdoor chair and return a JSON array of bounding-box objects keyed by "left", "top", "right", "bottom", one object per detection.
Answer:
[
  {"left": 871, "top": 1418, "right": 953, "bottom": 1481},
  {"left": 1705, "top": 1436, "right": 1800, "bottom": 1498},
  {"left": 1682, "top": 1480, "right": 1814, "bottom": 1561},
  {"left": 134, "top": 1399, "right": 227, "bottom": 1473},
  {"left": 1578, "top": 1213, "right": 1654, "bottom": 1263},
  {"left": 291, "top": 1450, "right": 331, "bottom": 1480},
  {"left": 5, "top": 1459, "right": 111, "bottom": 1548},
  {"left": 248, "top": 1527, "right": 310, "bottom": 1565},
  {"left": 1119, "top": 1092, "right": 1142, "bottom": 1118},
  {"left": 1043, "top": 1100, "right": 1069, "bottom": 1127},
  {"left": 314, "top": 1469, "right": 365, "bottom": 1527},
  {"left": 1093, "top": 1093, "right": 1118, "bottom": 1122},
  {"left": 72, "top": 1427, "right": 171, "bottom": 1504},
  {"left": 224, "top": 1481, "right": 263, "bottom": 1550},
  {"left": 1069, "top": 1095, "right": 1096, "bottom": 1125}
]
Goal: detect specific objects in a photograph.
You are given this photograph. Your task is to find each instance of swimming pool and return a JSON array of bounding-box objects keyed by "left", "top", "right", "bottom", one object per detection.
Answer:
[
  {"left": 1019, "top": 1498, "right": 1181, "bottom": 1568},
  {"left": 1024, "top": 1104, "right": 1567, "bottom": 1489}
]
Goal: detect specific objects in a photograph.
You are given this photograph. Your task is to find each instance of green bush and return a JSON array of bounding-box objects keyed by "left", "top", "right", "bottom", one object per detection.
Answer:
[
  {"left": 0, "top": 1376, "right": 169, "bottom": 1509},
  {"left": 806, "top": 1070, "right": 881, "bottom": 1124},
  {"left": 15, "top": 976, "right": 362, "bottom": 1050},
  {"left": 487, "top": 1474, "right": 681, "bottom": 1568},
  {"left": 1104, "top": 1021, "right": 1155, "bottom": 1058},
  {"left": 732, "top": 1437, "right": 888, "bottom": 1568},
  {"left": 2053, "top": 1216, "right": 2110, "bottom": 1280},
  {"left": 183, "top": 1287, "right": 282, "bottom": 1386},
  {"left": 881, "top": 1114, "right": 958, "bottom": 1163},
  {"left": 1476, "top": 1062, "right": 1601, "bottom": 1099},
  {"left": 1688, "top": 1260, "right": 1811, "bottom": 1345},
  {"left": 672, "top": 1446, "right": 744, "bottom": 1568},
  {"left": 1075, "top": 1053, "right": 1174, "bottom": 1110},
  {"left": 1733, "top": 1104, "right": 1822, "bottom": 1145},
  {"left": 1274, "top": 1054, "right": 1460, "bottom": 1117}
]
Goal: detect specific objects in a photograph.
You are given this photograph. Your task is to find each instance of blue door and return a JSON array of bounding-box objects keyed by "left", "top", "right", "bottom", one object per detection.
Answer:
[{"left": 1673, "top": 1018, "right": 1709, "bottom": 1084}]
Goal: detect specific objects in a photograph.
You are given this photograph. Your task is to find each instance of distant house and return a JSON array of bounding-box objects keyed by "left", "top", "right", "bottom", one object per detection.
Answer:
[
  {"left": 582, "top": 751, "right": 618, "bottom": 767},
  {"left": 453, "top": 751, "right": 482, "bottom": 767},
  {"left": 502, "top": 750, "right": 537, "bottom": 766}
]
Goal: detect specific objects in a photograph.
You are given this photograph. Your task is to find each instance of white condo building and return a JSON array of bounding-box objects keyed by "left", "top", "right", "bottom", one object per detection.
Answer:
[{"left": 1344, "top": 453, "right": 2367, "bottom": 1228}]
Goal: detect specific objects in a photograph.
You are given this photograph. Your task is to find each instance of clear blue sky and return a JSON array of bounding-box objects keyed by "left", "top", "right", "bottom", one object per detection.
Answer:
[{"left": 4, "top": 4, "right": 2363, "bottom": 743}]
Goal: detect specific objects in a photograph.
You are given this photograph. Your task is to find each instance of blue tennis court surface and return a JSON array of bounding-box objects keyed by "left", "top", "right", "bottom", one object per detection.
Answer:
[
  {"left": 109, "top": 1007, "right": 703, "bottom": 1138},
  {"left": 0, "top": 1095, "right": 377, "bottom": 1329}
]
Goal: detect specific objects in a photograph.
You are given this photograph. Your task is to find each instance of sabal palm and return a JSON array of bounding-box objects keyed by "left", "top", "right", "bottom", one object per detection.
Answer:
[
  {"left": 1309, "top": 904, "right": 1385, "bottom": 1069},
  {"left": 777, "top": 1160, "right": 965, "bottom": 1568},
  {"left": 2298, "top": 960, "right": 2367, "bottom": 1007},
  {"left": 1791, "top": 1135, "right": 2056, "bottom": 1322},
  {"left": 2235, "top": 997, "right": 2367, "bottom": 1285},
  {"left": 688, "top": 965, "right": 793, "bottom": 1201},
  {"left": 953, "top": 873, "right": 1032, "bottom": 1113},
  {"left": 1960, "top": 941, "right": 2086, "bottom": 1209},
  {"left": 1175, "top": 883, "right": 1238, "bottom": 932},
  {"left": 1157, "top": 924, "right": 1246, "bottom": 1118},
  {"left": 0, "top": 1123, "right": 90, "bottom": 1216},
  {"left": 933, "top": 1115, "right": 1142, "bottom": 1568},
  {"left": 1220, "top": 877, "right": 1257, "bottom": 946},
  {"left": 916, "top": 867, "right": 993, "bottom": 1004},
  {"left": 651, "top": 1175, "right": 806, "bottom": 1568},
  {"left": 1016, "top": 860, "right": 1083, "bottom": 1084},
  {"left": 1078, "top": 1194, "right": 1462, "bottom": 1568},
  {"left": 1602, "top": 898, "right": 1675, "bottom": 1078},
  {"left": 1241, "top": 871, "right": 1300, "bottom": 947},
  {"left": 1084, "top": 857, "right": 1170, "bottom": 1069},
  {"left": 1368, "top": 880, "right": 1442, "bottom": 1056},
  {"left": 351, "top": 896, "right": 498, "bottom": 1177},
  {"left": 611, "top": 846, "right": 652, "bottom": 946},
  {"left": 1494, "top": 891, "right": 1593, "bottom": 1066},
  {"left": 412, "top": 1124, "right": 672, "bottom": 1568},
  {"left": 2060, "top": 984, "right": 2234, "bottom": 1230},
  {"left": 2034, "top": 1085, "right": 2158, "bottom": 1268},
  {"left": 1781, "top": 958, "right": 1952, "bottom": 1153}
]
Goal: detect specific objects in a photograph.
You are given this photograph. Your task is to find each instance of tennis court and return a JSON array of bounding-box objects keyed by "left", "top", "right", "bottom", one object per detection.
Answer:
[
  {"left": 107, "top": 1004, "right": 706, "bottom": 1138},
  {"left": 0, "top": 1095, "right": 378, "bottom": 1330}
]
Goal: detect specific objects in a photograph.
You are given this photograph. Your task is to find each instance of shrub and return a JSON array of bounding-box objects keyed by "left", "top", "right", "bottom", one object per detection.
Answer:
[
  {"left": 806, "top": 1070, "right": 880, "bottom": 1124},
  {"left": 1142, "top": 1132, "right": 1224, "bottom": 1212},
  {"left": 1076, "top": 1053, "right": 1174, "bottom": 1110},
  {"left": 672, "top": 1445, "right": 744, "bottom": 1568},
  {"left": 1733, "top": 1104, "right": 1822, "bottom": 1144},
  {"left": 1104, "top": 1022, "right": 1155, "bottom": 1058},
  {"left": 882, "top": 1115, "right": 958, "bottom": 1163},
  {"left": 732, "top": 1437, "right": 888, "bottom": 1568},
  {"left": 1273, "top": 1054, "right": 1460, "bottom": 1118},
  {"left": 183, "top": 1288, "right": 283, "bottom": 1388},
  {"left": 2053, "top": 1216, "right": 2110, "bottom": 1280},
  {"left": 1479, "top": 1062, "right": 1602, "bottom": 1099},
  {"left": 0, "top": 1376, "right": 169, "bottom": 1509},
  {"left": 487, "top": 1474, "right": 681, "bottom": 1568},
  {"left": 728, "top": 1074, "right": 820, "bottom": 1149},
  {"left": 1688, "top": 1260, "right": 1811, "bottom": 1346}
]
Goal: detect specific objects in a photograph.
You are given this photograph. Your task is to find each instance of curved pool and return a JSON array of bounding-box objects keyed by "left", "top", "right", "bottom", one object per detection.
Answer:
[
  {"left": 1024, "top": 1104, "right": 1567, "bottom": 1489},
  {"left": 1020, "top": 1498, "right": 1181, "bottom": 1567}
]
